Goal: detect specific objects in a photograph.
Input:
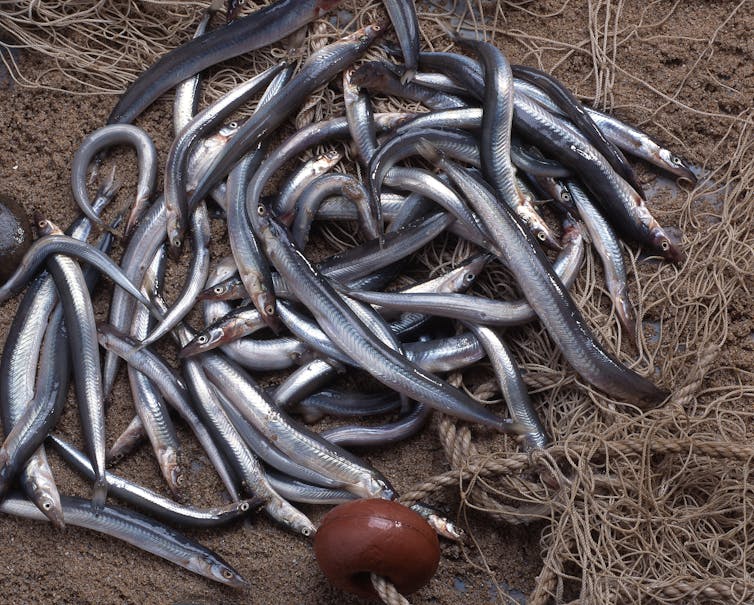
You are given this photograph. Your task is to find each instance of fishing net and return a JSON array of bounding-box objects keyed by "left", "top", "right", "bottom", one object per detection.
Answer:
[{"left": 2, "top": 1, "right": 752, "bottom": 603}]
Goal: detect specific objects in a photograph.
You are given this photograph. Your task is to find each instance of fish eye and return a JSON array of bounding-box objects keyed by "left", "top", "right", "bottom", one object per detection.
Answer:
[
  {"left": 257, "top": 205, "right": 266, "bottom": 216},
  {"left": 301, "top": 527, "right": 312, "bottom": 537},
  {"left": 264, "top": 304, "right": 275, "bottom": 315},
  {"left": 240, "top": 502, "right": 250, "bottom": 512},
  {"left": 561, "top": 192, "right": 571, "bottom": 202},
  {"left": 537, "top": 231, "right": 546, "bottom": 241},
  {"left": 229, "top": 121, "right": 238, "bottom": 129},
  {"left": 222, "top": 569, "right": 233, "bottom": 579},
  {"left": 661, "top": 239, "right": 670, "bottom": 251},
  {"left": 175, "top": 474, "right": 184, "bottom": 486},
  {"left": 214, "top": 286, "right": 223, "bottom": 294},
  {"left": 42, "top": 501, "right": 52, "bottom": 510},
  {"left": 197, "top": 335, "right": 208, "bottom": 344},
  {"left": 464, "top": 272, "right": 475, "bottom": 282}
]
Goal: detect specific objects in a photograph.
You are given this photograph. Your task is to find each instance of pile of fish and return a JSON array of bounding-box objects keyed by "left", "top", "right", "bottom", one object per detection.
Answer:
[{"left": 0, "top": 0, "right": 696, "bottom": 589}]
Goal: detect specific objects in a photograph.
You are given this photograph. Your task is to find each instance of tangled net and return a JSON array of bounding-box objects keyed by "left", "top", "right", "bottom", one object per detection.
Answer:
[{"left": 2, "top": 1, "right": 753, "bottom": 604}]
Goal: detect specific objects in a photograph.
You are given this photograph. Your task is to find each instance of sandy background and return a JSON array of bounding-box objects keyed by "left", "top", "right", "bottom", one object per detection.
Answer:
[{"left": 0, "top": 1, "right": 752, "bottom": 603}]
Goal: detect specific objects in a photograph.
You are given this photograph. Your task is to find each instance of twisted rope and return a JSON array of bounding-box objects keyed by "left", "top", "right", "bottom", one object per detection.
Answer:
[
  {"left": 400, "top": 344, "right": 728, "bottom": 604},
  {"left": 372, "top": 574, "right": 410, "bottom": 605}
]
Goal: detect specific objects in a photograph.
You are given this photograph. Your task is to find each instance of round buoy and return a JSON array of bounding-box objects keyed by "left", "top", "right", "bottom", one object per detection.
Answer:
[
  {"left": 314, "top": 499, "right": 440, "bottom": 600},
  {"left": 0, "top": 193, "right": 31, "bottom": 284}
]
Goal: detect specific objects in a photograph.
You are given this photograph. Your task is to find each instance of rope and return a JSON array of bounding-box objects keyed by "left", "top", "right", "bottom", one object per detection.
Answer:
[
  {"left": 669, "top": 343, "right": 720, "bottom": 407},
  {"left": 400, "top": 343, "right": 727, "bottom": 604},
  {"left": 371, "top": 574, "right": 410, "bottom": 605},
  {"left": 652, "top": 578, "right": 754, "bottom": 601},
  {"left": 402, "top": 434, "right": 754, "bottom": 507},
  {"left": 528, "top": 535, "right": 574, "bottom": 605}
]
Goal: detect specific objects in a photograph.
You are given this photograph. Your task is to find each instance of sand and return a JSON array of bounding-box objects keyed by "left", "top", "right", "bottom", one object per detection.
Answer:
[{"left": 0, "top": 1, "right": 752, "bottom": 603}]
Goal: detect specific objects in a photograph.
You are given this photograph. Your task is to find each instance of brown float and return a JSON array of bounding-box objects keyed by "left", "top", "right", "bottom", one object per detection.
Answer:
[{"left": 314, "top": 499, "right": 441, "bottom": 600}]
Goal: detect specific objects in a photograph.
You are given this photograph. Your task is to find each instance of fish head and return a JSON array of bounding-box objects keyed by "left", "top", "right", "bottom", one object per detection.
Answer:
[
  {"left": 342, "top": 66, "right": 360, "bottom": 99},
  {"left": 650, "top": 225, "right": 685, "bottom": 264},
  {"left": 157, "top": 447, "right": 184, "bottom": 498},
  {"left": 239, "top": 497, "right": 265, "bottom": 514},
  {"left": 658, "top": 149, "right": 698, "bottom": 184},
  {"left": 318, "top": 149, "right": 342, "bottom": 169},
  {"left": 23, "top": 459, "right": 66, "bottom": 529},
  {"left": 198, "top": 280, "right": 236, "bottom": 301},
  {"left": 351, "top": 61, "right": 394, "bottom": 89},
  {"left": 166, "top": 221, "right": 184, "bottom": 259},
  {"left": 33, "top": 212, "right": 62, "bottom": 237},
  {"left": 375, "top": 112, "right": 414, "bottom": 131},
  {"left": 449, "top": 253, "right": 491, "bottom": 292},
  {"left": 37, "top": 493, "right": 66, "bottom": 529},
  {"left": 291, "top": 516, "right": 317, "bottom": 538},
  {"left": 341, "top": 179, "right": 368, "bottom": 206},
  {"left": 224, "top": 0, "right": 244, "bottom": 22},
  {"left": 346, "top": 22, "right": 386, "bottom": 48},
  {"left": 265, "top": 499, "right": 317, "bottom": 537},
  {"left": 189, "top": 554, "right": 248, "bottom": 589},
  {"left": 552, "top": 180, "right": 576, "bottom": 209},
  {"left": 217, "top": 121, "right": 240, "bottom": 141},
  {"left": 374, "top": 479, "right": 397, "bottom": 501},
  {"left": 254, "top": 207, "right": 292, "bottom": 251},
  {"left": 355, "top": 473, "right": 397, "bottom": 501},
  {"left": 531, "top": 221, "right": 562, "bottom": 252},
  {"left": 253, "top": 290, "right": 280, "bottom": 333},
  {"left": 560, "top": 214, "right": 583, "bottom": 245},
  {"left": 179, "top": 325, "right": 225, "bottom": 358}
]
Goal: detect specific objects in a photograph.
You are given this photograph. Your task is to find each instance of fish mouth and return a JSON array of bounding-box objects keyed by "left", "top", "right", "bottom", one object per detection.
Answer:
[
  {"left": 179, "top": 335, "right": 215, "bottom": 358},
  {"left": 158, "top": 448, "right": 184, "bottom": 498},
  {"left": 658, "top": 149, "right": 698, "bottom": 184},
  {"left": 254, "top": 293, "right": 281, "bottom": 333},
  {"left": 613, "top": 290, "right": 638, "bottom": 344},
  {"left": 38, "top": 496, "right": 66, "bottom": 529},
  {"left": 650, "top": 226, "right": 685, "bottom": 264}
]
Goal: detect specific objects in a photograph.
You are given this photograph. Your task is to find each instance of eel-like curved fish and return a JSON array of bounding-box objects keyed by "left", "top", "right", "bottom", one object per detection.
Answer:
[
  {"left": 190, "top": 24, "right": 384, "bottom": 214},
  {"left": 71, "top": 124, "right": 157, "bottom": 235},
  {"left": 382, "top": 0, "right": 419, "bottom": 82},
  {"left": 0, "top": 493, "right": 248, "bottom": 587},
  {"left": 254, "top": 211, "right": 525, "bottom": 432},
  {"left": 108, "top": 0, "right": 342, "bottom": 124},
  {"left": 49, "top": 436, "right": 261, "bottom": 529},
  {"left": 454, "top": 39, "right": 561, "bottom": 250},
  {"left": 418, "top": 144, "right": 667, "bottom": 407}
]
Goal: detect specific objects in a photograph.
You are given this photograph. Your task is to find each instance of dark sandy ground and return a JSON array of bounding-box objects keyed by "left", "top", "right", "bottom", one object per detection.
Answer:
[{"left": 0, "top": 1, "right": 752, "bottom": 604}]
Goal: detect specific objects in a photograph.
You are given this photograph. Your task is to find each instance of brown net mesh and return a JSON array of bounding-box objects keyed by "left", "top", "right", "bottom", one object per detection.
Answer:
[{"left": 2, "top": 1, "right": 752, "bottom": 603}]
